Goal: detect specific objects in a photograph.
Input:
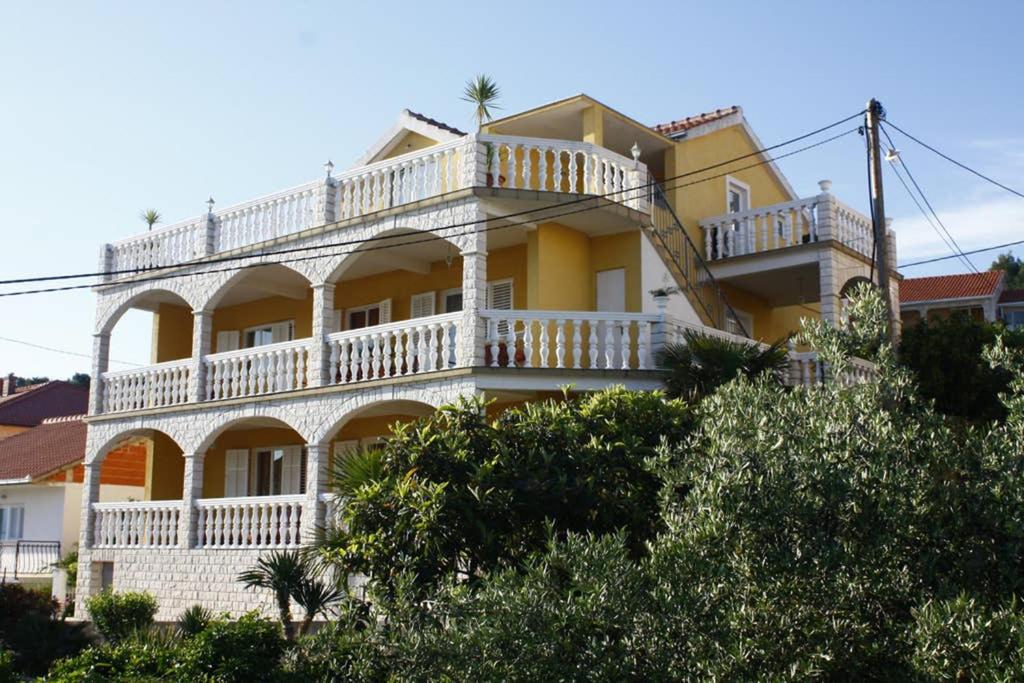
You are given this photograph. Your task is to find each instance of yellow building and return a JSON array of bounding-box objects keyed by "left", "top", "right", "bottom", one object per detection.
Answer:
[{"left": 77, "top": 97, "right": 896, "bottom": 618}]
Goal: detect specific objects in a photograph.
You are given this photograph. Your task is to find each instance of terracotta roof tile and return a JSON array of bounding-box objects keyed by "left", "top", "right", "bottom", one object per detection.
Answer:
[
  {"left": 999, "top": 288, "right": 1024, "bottom": 304},
  {"left": 0, "top": 381, "right": 88, "bottom": 427},
  {"left": 899, "top": 271, "right": 1005, "bottom": 303},
  {"left": 652, "top": 106, "right": 741, "bottom": 137},
  {"left": 405, "top": 109, "right": 466, "bottom": 137},
  {"left": 0, "top": 417, "right": 86, "bottom": 481}
]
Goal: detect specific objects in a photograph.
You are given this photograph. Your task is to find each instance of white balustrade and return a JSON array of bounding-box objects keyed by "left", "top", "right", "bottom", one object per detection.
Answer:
[
  {"left": 101, "top": 359, "right": 191, "bottom": 413},
  {"left": 195, "top": 495, "right": 304, "bottom": 548},
  {"left": 700, "top": 194, "right": 874, "bottom": 261},
  {"left": 214, "top": 180, "right": 323, "bottom": 252},
  {"left": 204, "top": 338, "right": 312, "bottom": 400},
  {"left": 108, "top": 219, "right": 206, "bottom": 274},
  {"left": 327, "top": 313, "right": 460, "bottom": 385},
  {"left": 788, "top": 350, "right": 876, "bottom": 387},
  {"left": 478, "top": 134, "right": 648, "bottom": 211},
  {"left": 92, "top": 501, "right": 182, "bottom": 548},
  {"left": 480, "top": 310, "right": 654, "bottom": 371}
]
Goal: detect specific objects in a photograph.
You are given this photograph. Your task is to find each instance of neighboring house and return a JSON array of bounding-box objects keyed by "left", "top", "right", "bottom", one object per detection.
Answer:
[
  {"left": 998, "top": 289, "right": 1024, "bottom": 330},
  {"left": 899, "top": 271, "right": 1007, "bottom": 326},
  {"left": 77, "top": 94, "right": 898, "bottom": 618},
  {"left": 0, "top": 375, "right": 89, "bottom": 440},
  {"left": 0, "top": 416, "right": 144, "bottom": 586}
]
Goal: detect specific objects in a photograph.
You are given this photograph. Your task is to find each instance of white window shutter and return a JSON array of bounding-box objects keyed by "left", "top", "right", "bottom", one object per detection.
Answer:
[
  {"left": 224, "top": 449, "right": 249, "bottom": 497},
  {"left": 487, "top": 280, "right": 513, "bottom": 310},
  {"left": 271, "top": 320, "right": 295, "bottom": 343},
  {"left": 378, "top": 298, "right": 392, "bottom": 324},
  {"left": 215, "top": 330, "right": 240, "bottom": 353},
  {"left": 410, "top": 292, "right": 436, "bottom": 319},
  {"left": 280, "top": 446, "right": 304, "bottom": 495}
]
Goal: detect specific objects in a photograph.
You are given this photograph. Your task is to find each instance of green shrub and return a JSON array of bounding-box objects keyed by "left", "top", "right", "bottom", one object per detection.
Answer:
[
  {"left": 0, "top": 583, "right": 90, "bottom": 677},
  {"left": 84, "top": 591, "right": 157, "bottom": 643},
  {"left": 46, "top": 630, "right": 182, "bottom": 682},
  {"left": 177, "top": 604, "right": 214, "bottom": 638},
  {"left": 0, "top": 649, "right": 15, "bottom": 683},
  {"left": 184, "top": 612, "right": 285, "bottom": 681}
]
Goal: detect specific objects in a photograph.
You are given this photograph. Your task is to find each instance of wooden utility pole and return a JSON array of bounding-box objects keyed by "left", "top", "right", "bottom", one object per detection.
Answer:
[{"left": 865, "top": 98, "right": 897, "bottom": 346}]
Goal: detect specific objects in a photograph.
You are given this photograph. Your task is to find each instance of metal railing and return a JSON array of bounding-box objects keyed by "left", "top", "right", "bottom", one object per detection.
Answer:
[{"left": 0, "top": 540, "right": 61, "bottom": 581}]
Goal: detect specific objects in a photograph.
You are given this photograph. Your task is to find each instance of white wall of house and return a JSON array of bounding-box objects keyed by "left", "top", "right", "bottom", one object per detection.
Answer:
[{"left": 640, "top": 232, "right": 703, "bottom": 325}]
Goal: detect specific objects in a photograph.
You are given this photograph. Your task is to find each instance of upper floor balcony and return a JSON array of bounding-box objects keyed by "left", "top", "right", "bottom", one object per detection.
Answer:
[{"left": 100, "top": 134, "right": 651, "bottom": 281}]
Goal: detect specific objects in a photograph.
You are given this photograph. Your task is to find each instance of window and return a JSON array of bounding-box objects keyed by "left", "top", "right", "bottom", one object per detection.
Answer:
[
  {"left": 410, "top": 292, "right": 436, "bottom": 318},
  {"left": 442, "top": 288, "right": 463, "bottom": 313},
  {"left": 243, "top": 320, "right": 294, "bottom": 348},
  {"left": 0, "top": 506, "right": 24, "bottom": 540},
  {"left": 727, "top": 178, "right": 750, "bottom": 214},
  {"left": 486, "top": 279, "right": 513, "bottom": 310},
  {"left": 1006, "top": 309, "right": 1024, "bottom": 331},
  {"left": 345, "top": 300, "right": 392, "bottom": 330},
  {"left": 726, "top": 309, "right": 754, "bottom": 337},
  {"left": 223, "top": 447, "right": 306, "bottom": 497}
]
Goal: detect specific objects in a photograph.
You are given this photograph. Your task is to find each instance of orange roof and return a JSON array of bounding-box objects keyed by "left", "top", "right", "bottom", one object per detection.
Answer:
[
  {"left": 652, "top": 106, "right": 740, "bottom": 137},
  {"left": 899, "top": 271, "right": 1004, "bottom": 303},
  {"left": 0, "top": 416, "right": 86, "bottom": 481}
]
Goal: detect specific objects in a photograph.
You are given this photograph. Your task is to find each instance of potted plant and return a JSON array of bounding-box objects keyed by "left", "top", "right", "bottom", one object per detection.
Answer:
[
  {"left": 462, "top": 74, "right": 505, "bottom": 187},
  {"left": 649, "top": 285, "right": 681, "bottom": 311}
]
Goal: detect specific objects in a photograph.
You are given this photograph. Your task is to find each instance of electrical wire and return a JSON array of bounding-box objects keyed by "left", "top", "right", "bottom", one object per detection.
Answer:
[
  {"left": 899, "top": 237, "right": 1024, "bottom": 269},
  {"left": 0, "top": 335, "right": 141, "bottom": 367},
  {"left": 0, "top": 110, "right": 868, "bottom": 287},
  {"left": 882, "top": 120, "right": 1024, "bottom": 200},
  {"left": 0, "top": 127, "right": 861, "bottom": 299},
  {"left": 879, "top": 126, "right": 978, "bottom": 273}
]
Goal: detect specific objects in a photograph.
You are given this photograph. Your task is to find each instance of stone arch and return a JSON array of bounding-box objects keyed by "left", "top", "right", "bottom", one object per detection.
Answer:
[
  {"left": 87, "top": 426, "right": 185, "bottom": 466},
  {"left": 96, "top": 286, "right": 197, "bottom": 336},
  {"left": 194, "top": 411, "right": 315, "bottom": 457},
  {"left": 840, "top": 275, "right": 875, "bottom": 299},
  {"left": 323, "top": 224, "right": 467, "bottom": 286},
  {"left": 200, "top": 261, "right": 315, "bottom": 313}
]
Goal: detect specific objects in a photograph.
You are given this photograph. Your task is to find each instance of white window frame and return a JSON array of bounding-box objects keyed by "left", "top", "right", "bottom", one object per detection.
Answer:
[
  {"left": 0, "top": 505, "right": 24, "bottom": 541},
  {"left": 242, "top": 319, "right": 295, "bottom": 349},
  {"left": 247, "top": 445, "right": 306, "bottom": 496},
  {"left": 344, "top": 300, "right": 391, "bottom": 330},
  {"left": 441, "top": 287, "right": 463, "bottom": 313},
  {"left": 725, "top": 176, "right": 751, "bottom": 214}
]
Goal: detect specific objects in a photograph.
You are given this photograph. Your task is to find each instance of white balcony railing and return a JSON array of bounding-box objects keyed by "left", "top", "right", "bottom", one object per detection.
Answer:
[
  {"left": 480, "top": 310, "right": 654, "bottom": 371},
  {"left": 327, "top": 312, "right": 460, "bottom": 386},
  {"left": 195, "top": 495, "right": 305, "bottom": 549},
  {"left": 700, "top": 193, "right": 873, "bottom": 262},
  {"left": 102, "top": 135, "right": 649, "bottom": 278},
  {"left": 101, "top": 359, "right": 192, "bottom": 413},
  {"left": 789, "top": 350, "right": 876, "bottom": 387},
  {"left": 92, "top": 501, "right": 182, "bottom": 548},
  {"left": 204, "top": 338, "right": 312, "bottom": 401}
]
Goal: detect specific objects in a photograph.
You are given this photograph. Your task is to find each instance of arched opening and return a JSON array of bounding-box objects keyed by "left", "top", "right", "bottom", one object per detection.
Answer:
[
  {"left": 319, "top": 399, "right": 436, "bottom": 474},
  {"left": 93, "top": 428, "right": 185, "bottom": 502},
  {"left": 106, "top": 289, "right": 195, "bottom": 370},
  {"left": 199, "top": 417, "right": 309, "bottom": 499}
]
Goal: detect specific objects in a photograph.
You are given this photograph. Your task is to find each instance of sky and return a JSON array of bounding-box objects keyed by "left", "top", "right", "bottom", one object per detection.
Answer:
[{"left": 1, "top": 1, "right": 1022, "bottom": 378}]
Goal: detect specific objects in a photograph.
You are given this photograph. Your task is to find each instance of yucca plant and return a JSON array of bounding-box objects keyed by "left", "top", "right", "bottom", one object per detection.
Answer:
[
  {"left": 140, "top": 208, "right": 161, "bottom": 231},
  {"left": 462, "top": 74, "right": 501, "bottom": 130},
  {"left": 293, "top": 578, "right": 343, "bottom": 636},
  {"left": 177, "top": 604, "right": 214, "bottom": 638},
  {"left": 658, "top": 329, "right": 789, "bottom": 401},
  {"left": 238, "top": 550, "right": 309, "bottom": 640}
]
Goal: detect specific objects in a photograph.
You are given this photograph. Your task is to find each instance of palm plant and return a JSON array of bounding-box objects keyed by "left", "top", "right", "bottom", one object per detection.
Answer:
[
  {"left": 658, "top": 329, "right": 790, "bottom": 401},
  {"left": 331, "top": 446, "right": 384, "bottom": 500},
  {"left": 140, "top": 208, "right": 161, "bottom": 231},
  {"left": 238, "top": 550, "right": 308, "bottom": 640},
  {"left": 293, "top": 578, "right": 343, "bottom": 636},
  {"left": 461, "top": 74, "right": 501, "bottom": 129}
]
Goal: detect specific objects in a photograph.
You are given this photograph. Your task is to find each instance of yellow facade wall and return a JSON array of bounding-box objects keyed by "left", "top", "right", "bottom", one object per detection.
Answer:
[
  {"left": 212, "top": 292, "right": 314, "bottom": 343},
  {"left": 380, "top": 131, "right": 438, "bottom": 160},
  {"left": 146, "top": 432, "right": 184, "bottom": 500},
  {"left": 152, "top": 303, "right": 194, "bottom": 363},
  {"left": 591, "top": 231, "right": 642, "bottom": 312}
]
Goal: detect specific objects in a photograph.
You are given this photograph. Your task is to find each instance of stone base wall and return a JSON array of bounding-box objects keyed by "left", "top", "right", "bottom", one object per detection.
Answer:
[{"left": 77, "top": 548, "right": 281, "bottom": 621}]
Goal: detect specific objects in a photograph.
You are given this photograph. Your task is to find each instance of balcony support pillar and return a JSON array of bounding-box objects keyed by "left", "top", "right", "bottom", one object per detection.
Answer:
[
  {"left": 179, "top": 453, "right": 204, "bottom": 548},
  {"left": 309, "top": 283, "right": 335, "bottom": 387},
  {"left": 88, "top": 333, "right": 111, "bottom": 415},
  {"left": 189, "top": 310, "right": 213, "bottom": 403},
  {"left": 815, "top": 188, "right": 842, "bottom": 326},
  {"left": 302, "top": 443, "right": 330, "bottom": 542},
  {"left": 79, "top": 461, "right": 101, "bottom": 551},
  {"left": 460, "top": 229, "right": 487, "bottom": 367}
]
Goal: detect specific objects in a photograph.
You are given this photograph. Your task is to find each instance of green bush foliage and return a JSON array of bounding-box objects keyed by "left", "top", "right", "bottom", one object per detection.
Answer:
[
  {"left": 84, "top": 591, "right": 157, "bottom": 644},
  {"left": 47, "top": 630, "right": 183, "bottom": 682},
  {"left": 184, "top": 613, "right": 285, "bottom": 682},
  {"left": 177, "top": 604, "right": 214, "bottom": 638},
  {"left": 0, "top": 583, "right": 89, "bottom": 677}
]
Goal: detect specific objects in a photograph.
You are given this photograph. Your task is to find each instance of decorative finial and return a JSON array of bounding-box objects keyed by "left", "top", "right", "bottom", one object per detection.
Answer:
[
  {"left": 631, "top": 142, "right": 641, "bottom": 162},
  {"left": 818, "top": 179, "right": 832, "bottom": 193},
  {"left": 206, "top": 196, "right": 215, "bottom": 213},
  {"left": 324, "top": 160, "right": 334, "bottom": 178}
]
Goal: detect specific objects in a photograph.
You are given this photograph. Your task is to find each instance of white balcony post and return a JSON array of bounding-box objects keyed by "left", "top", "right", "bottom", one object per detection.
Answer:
[
  {"left": 460, "top": 231, "right": 487, "bottom": 367},
  {"left": 816, "top": 180, "right": 835, "bottom": 242},
  {"left": 178, "top": 453, "right": 204, "bottom": 548},
  {"left": 79, "top": 461, "right": 101, "bottom": 551},
  {"left": 201, "top": 198, "right": 216, "bottom": 256},
  {"left": 650, "top": 296, "right": 668, "bottom": 366},
  {"left": 302, "top": 443, "right": 329, "bottom": 542},
  {"left": 88, "top": 332, "right": 111, "bottom": 415},
  {"left": 462, "top": 134, "right": 484, "bottom": 188},
  {"left": 320, "top": 162, "right": 337, "bottom": 225},
  {"left": 189, "top": 310, "right": 212, "bottom": 403},
  {"left": 309, "top": 283, "right": 335, "bottom": 387},
  {"left": 97, "top": 243, "right": 114, "bottom": 283}
]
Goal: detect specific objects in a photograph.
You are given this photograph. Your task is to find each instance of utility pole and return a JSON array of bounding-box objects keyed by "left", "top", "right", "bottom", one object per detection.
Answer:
[{"left": 865, "top": 98, "right": 897, "bottom": 347}]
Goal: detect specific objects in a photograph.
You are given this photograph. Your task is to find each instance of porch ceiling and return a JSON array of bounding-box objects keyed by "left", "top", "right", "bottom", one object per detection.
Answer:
[{"left": 719, "top": 261, "right": 821, "bottom": 307}]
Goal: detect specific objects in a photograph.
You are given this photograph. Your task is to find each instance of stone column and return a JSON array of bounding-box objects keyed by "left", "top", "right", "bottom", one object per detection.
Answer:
[
  {"left": 178, "top": 453, "right": 204, "bottom": 548},
  {"left": 301, "top": 443, "right": 330, "bottom": 542},
  {"left": 79, "top": 460, "right": 101, "bottom": 551},
  {"left": 189, "top": 310, "right": 213, "bottom": 403},
  {"left": 88, "top": 333, "right": 111, "bottom": 415},
  {"left": 97, "top": 244, "right": 114, "bottom": 283},
  {"left": 460, "top": 247, "right": 487, "bottom": 367},
  {"left": 816, "top": 180, "right": 835, "bottom": 242},
  {"left": 308, "top": 283, "right": 335, "bottom": 387}
]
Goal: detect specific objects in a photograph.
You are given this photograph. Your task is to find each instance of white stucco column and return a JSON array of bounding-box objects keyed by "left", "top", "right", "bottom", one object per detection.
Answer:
[
  {"left": 88, "top": 333, "right": 111, "bottom": 415},
  {"left": 178, "top": 453, "right": 204, "bottom": 548},
  {"left": 301, "top": 443, "right": 330, "bottom": 542},
  {"left": 308, "top": 283, "right": 335, "bottom": 387},
  {"left": 189, "top": 310, "right": 213, "bottom": 403}
]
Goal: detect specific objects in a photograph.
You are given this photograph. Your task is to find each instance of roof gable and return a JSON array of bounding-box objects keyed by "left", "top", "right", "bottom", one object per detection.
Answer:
[
  {"left": 354, "top": 109, "right": 466, "bottom": 167},
  {"left": 0, "top": 381, "right": 88, "bottom": 427},
  {"left": 900, "top": 271, "right": 1005, "bottom": 303},
  {"left": 0, "top": 416, "right": 86, "bottom": 482}
]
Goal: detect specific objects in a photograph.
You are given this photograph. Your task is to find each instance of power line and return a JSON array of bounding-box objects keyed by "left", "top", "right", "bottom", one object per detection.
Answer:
[
  {"left": 882, "top": 120, "right": 1024, "bottom": 200},
  {"left": 0, "top": 110, "right": 868, "bottom": 288},
  {"left": 899, "top": 237, "right": 1024, "bottom": 269},
  {"left": 0, "top": 127, "right": 861, "bottom": 299},
  {"left": 0, "top": 335, "right": 141, "bottom": 367},
  {"left": 879, "top": 125, "right": 978, "bottom": 273}
]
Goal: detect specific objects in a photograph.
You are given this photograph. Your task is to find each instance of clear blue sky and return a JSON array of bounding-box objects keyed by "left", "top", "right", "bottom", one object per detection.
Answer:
[{"left": 2, "top": 1, "right": 1022, "bottom": 378}]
